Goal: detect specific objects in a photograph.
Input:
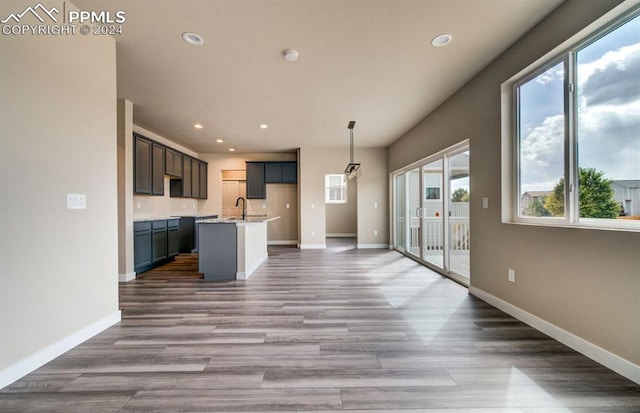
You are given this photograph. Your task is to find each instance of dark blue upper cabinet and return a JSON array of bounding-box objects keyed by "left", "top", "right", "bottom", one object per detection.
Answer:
[
  {"left": 282, "top": 162, "right": 297, "bottom": 183},
  {"left": 246, "top": 162, "right": 266, "bottom": 199},
  {"left": 265, "top": 162, "right": 283, "bottom": 183},
  {"left": 134, "top": 134, "right": 152, "bottom": 194}
]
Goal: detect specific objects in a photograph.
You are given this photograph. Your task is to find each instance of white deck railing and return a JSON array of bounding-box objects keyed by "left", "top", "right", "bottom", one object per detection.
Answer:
[{"left": 407, "top": 217, "right": 470, "bottom": 251}]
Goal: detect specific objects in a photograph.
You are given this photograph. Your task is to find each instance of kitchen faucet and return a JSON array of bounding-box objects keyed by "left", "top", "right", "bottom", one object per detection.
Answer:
[{"left": 235, "top": 197, "right": 246, "bottom": 221}]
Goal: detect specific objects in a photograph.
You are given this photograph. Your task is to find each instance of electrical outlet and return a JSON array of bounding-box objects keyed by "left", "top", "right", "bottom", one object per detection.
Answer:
[
  {"left": 508, "top": 269, "right": 516, "bottom": 283},
  {"left": 311, "top": 230, "right": 315, "bottom": 237},
  {"left": 286, "top": 203, "right": 290, "bottom": 209},
  {"left": 483, "top": 197, "right": 489, "bottom": 209},
  {"left": 374, "top": 230, "right": 378, "bottom": 236},
  {"left": 373, "top": 202, "right": 378, "bottom": 208}
]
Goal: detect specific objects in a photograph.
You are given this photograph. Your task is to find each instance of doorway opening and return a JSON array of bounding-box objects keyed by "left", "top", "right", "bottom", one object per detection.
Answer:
[{"left": 325, "top": 173, "right": 357, "bottom": 250}]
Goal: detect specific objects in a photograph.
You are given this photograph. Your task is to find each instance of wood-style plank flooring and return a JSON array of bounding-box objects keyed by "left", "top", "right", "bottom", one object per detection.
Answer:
[{"left": 2, "top": 240, "right": 639, "bottom": 412}]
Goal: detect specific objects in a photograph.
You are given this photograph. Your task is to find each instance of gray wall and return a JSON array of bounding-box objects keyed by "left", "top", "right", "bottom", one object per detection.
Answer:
[
  {"left": 389, "top": 0, "right": 639, "bottom": 365},
  {"left": 0, "top": 2, "right": 119, "bottom": 375}
]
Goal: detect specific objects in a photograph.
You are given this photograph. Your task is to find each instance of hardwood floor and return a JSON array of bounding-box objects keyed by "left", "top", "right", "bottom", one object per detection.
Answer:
[
  {"left": 1, "top": 245, "right": 639, "bottom": 412},
  {"left": 137, "top": 253, "right": 203, "bottom": 279}
]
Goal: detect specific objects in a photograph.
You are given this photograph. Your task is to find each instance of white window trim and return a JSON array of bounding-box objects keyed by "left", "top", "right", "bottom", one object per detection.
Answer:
[
  {"left": 501, "top": 2, "right": 640, "bottom": 233},
  {"left": 325, "top": 174, "right": 347, "bottom": 204}
]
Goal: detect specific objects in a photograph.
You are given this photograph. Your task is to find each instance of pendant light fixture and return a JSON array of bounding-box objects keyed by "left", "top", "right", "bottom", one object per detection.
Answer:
[{"left": 344, "top": 120, "right": 361, "bottom": 182}]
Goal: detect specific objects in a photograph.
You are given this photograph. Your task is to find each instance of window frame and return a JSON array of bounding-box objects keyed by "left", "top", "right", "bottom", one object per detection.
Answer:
[
  {"left": 325, "top": 173, "right": 348, "bottom": 204},
  {"left": 503, "top": 5, "right": 640, "bottom": 232}
]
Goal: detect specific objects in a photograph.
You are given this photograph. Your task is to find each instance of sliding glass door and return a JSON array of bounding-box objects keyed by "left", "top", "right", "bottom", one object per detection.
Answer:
[
  {"left": 393, "top": 174, "right": 406, "bottom": 252},
  {"left": 392, "top": 142, "right": 470, "bottom": 284},
  {"left": 448, "top": 150, "right": 470, "bottom": 278},
  {"left": 407, "top": 168, "right": 421, "bottom": 258},
  {"left": 422, "top": 159, "right": 444, "bottom": 268}
]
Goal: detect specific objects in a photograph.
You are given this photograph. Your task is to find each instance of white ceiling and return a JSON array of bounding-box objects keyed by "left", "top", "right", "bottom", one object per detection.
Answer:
[{"left": 75, "top": 0, "right": 564, "bottom": 153}]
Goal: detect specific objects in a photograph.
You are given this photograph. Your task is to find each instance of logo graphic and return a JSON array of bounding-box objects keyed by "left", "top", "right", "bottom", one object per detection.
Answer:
[
  {"left": 1, "top": 3, "right": 59, "bottom": 24},
  {"left": 2, "top": 2, "right": 126, "bottom": 36}
]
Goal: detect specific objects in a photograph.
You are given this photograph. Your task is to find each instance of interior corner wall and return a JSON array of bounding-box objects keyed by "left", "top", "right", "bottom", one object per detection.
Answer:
[
  {"left": 0, "top": 2, "right": 120, "bottom": 386},
  {"left": 388, "top": 0, "right": 639, "bottom": 368}
]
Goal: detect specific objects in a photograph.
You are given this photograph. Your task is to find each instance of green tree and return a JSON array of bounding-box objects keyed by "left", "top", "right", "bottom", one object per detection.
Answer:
[
  {"left": 544, "top": 167, "right": 619, "bottom": 218},
  {"left": 526, "top": 196, "right": 551, "bottom": 217},
  {"left": 451, "top": 187, "right": 470, "bottom": 202},
  {"left": 545, "top": 179, "right": 566, "bottom": 216}
]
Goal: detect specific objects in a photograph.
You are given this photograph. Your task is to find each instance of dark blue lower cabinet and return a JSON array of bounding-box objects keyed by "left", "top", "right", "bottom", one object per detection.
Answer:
[
  {"left": 134, "top": 222, "right": 152, "bottom": 272},
  {"left": 168, "top": 219, "right": 179, "bottom": 258},
  {"left": 134, "top": 219, "right": 178, "bottom": 274},
  {"left": 152, "top": 220, "right": 168, "bottom": 264},
  {"left": 198, "top": 223, "right": 237, "bottom": 281}
]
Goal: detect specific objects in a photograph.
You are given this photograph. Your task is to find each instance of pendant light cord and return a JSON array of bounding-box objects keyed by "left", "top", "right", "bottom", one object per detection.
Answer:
[{"left": 350, "top": 127, "right": 354, "bottom": 164}]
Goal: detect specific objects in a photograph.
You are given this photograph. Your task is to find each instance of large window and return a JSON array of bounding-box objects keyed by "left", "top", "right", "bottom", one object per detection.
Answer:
[{"left": 510, "top": 8, "right": 640, "bottom": 230}]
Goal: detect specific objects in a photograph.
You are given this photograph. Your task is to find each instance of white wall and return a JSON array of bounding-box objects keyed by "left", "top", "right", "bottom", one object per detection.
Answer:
[
  {"left": 0, "top": 0, "right": 119, "bottom": 385},
  {"left": 389, "top": 0, "right": 639, "bottom": 373}
]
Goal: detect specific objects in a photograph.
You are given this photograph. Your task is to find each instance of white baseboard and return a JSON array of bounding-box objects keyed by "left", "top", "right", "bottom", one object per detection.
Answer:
[
  {"left": 357, "top": 243, "right": 389, "bottom": 249},
  {"left": 0, "top": 310, "right": 121, "bottom": 390},
  {"left": 326, "top": 233, "right": 357, "bottom": 238},
  {"left": 236, "top": 253, "right": 268, "bottom": 281},
  {"left": 299, "top": 244, "right": 327, "bottom": 250},
  {"left": 267, "top": 240, "right": 298, "bottom": 245},
  {"left": 119, "top": 271, "right": 136, "bottom": 282},
  {"left": 469, "top": 286, "right": 640, "bottom": 385}
]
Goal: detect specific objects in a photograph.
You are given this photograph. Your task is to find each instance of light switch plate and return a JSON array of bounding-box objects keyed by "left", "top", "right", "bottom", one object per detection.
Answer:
[
  {"left": 482, "top": 197, "right": 489, "bottom": 209},
  {"left": 66, "top": 193, "right": 86, "bottom": 209}
]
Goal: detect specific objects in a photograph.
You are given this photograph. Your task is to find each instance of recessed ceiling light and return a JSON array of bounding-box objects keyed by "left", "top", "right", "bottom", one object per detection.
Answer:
[
  {"left": 194, "top": 123, "right": 203, "bottom": 129},
  {"left": 182, "top": 32, "right": 204, "bottom": 46},
  {"left": 431, "top": 33, "right": 453, "bottom": 47},
  {"left": 283, "top": 49, "right": 298, "bottom": 62},
  {"left": 216, "top": 139, "right": 224, "bottom": 143},
  {"left": 259, "top": 124, "right": 269, "bottom": 129},
  {"left": 228, "top": 148, "right": 235, "bottom": 152}
]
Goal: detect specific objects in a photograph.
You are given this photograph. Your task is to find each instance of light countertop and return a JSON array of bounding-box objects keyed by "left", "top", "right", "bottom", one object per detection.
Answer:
[
  {"left": 134, "top": 214, "right": 218, "bottom": 222},
  {"left": 133, "top": 217, "right": 182, "bottom": 222},
  {"left": 197, "top": 216, "right": 281, "bottom": 225}
]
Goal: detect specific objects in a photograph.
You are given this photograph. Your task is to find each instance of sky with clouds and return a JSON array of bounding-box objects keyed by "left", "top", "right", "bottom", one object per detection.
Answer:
[{"left": 519, "top": 13, "right": 639, "bottom": 193}]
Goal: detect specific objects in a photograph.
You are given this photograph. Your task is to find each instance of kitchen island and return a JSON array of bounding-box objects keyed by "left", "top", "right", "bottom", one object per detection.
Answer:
[{"left": 197, "top": 216, "right": 280, "bottom": 281}]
